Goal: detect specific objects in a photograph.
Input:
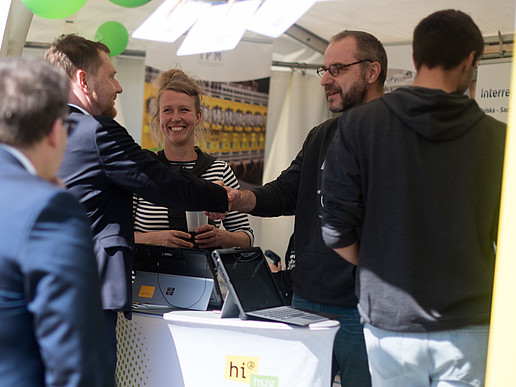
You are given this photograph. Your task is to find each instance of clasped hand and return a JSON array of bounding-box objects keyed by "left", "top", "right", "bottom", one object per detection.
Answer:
[{"left": 206, "top": 185, "right": 242, "bottom": 220}]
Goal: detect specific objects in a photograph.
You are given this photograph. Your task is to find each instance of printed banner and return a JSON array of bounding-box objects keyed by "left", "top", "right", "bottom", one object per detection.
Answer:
[
  {"left": 475, "top": 61, "right": 512, "bottom": 123},
  {"left": 141, "top": 66, "right": 269, "bottom": 186}
]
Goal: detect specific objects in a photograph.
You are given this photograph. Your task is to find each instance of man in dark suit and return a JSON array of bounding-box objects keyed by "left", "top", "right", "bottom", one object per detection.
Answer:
[
  {"left": 44, "top": 34, "right": 228, "bottom": 375},
  {"left": 0, "top": 58, "right": 112, "bottom": 386}
]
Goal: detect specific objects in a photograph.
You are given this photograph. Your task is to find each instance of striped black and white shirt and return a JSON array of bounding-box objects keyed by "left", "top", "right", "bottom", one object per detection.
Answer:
[{"left": 133, "top": 158, "right": 254, "bottom": 244}]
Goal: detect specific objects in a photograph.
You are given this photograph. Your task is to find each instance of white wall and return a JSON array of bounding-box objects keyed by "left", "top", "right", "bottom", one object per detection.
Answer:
[
  {"left": 254, "top": 68, "right": 330, "bottom": 257},
  {"left": 384, "top": 42, "right": 414, "bottom": 71},
  {"left": 111, "top": 55, "right": 146, "bottom": 143}
]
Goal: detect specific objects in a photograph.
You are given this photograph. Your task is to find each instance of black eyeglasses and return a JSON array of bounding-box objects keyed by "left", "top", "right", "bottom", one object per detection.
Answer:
[
  {"left": 63, "top": 118, "right": 77, "bottom": 136},
  {"left": 316, "top": 59, "right": 373, "bottom": 78}
]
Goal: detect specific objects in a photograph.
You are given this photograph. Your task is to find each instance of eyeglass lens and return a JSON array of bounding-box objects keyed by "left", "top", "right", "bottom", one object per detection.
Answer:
[
  {"left": 316, "top": 59, "right": 372, "bottom": 78},
  {"left": 63, "top": 119, "right": 77, "bottom": 136}
]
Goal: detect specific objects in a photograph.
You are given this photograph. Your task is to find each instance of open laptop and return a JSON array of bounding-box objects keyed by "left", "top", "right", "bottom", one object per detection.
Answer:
[
  {"left": 132, "top": 244, "right": 223, "bottom": 312},
  {"left": 212, "top": 247, "right": 330, "bottom": 326}
]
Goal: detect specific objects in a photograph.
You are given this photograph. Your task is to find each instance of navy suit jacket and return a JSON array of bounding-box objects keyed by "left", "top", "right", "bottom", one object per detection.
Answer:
[
  {"left": 0, "top": 148, "right": 112, "bottom": 386},
  {"left": 59, "top": 107, "right": 228, "bottom": 311}
]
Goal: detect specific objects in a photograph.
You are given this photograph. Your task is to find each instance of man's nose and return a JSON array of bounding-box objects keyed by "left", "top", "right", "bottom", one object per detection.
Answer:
[
  {"left": 320, "top": 70, "right": 333, "bottom": 87},
  {"left": 115, "top": 79, "right": 123, "bottom": 94}
]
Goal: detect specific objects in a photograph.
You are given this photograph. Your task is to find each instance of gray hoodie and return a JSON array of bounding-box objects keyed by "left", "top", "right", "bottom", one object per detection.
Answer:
[{"left": 321, "top": 86, "right": 506, "bottom": 332}]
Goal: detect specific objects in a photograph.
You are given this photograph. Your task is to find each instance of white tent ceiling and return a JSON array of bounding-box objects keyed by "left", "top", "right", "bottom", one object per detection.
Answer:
[
  {"left": 300, "top": 0, "right": 515, "bottom": 44},
  {"left": 23, "top": 0, "right": 516, "bottom": 64}
]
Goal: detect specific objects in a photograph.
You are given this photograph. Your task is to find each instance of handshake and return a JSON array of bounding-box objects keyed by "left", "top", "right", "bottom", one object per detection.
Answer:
[{"left": 207, "top": 183, "right": 256, "bottom": 220}]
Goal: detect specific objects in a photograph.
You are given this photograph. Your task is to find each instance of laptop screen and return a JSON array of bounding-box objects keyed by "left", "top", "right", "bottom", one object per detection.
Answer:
[
  {"left": 132, "top": 244, "right": 222, "bottom": 310},
  {"left": 133, "top": 244, "right": 213, "bottom": 278},
  {"left": 217, "top": 248, "right": 285, "bottom": 312}
]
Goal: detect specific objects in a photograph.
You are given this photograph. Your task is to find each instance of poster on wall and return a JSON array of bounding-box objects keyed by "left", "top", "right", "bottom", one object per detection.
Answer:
[
  {"left": 384, "top": 68, "right": 416, "bottom": 93},
  {"left": 141, "top": 66, "right": 269, "bottom": 187},
  {"left": 475, "top": 60, "right": 512, "bottom": 123},
  {"left": 384, "top": 44, "right": 416, "bottom": 93}
]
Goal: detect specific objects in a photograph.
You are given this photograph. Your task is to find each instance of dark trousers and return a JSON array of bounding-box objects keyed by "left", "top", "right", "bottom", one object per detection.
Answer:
[
  {"left": 104, "top": 310, "right": 118, "bottom": 381},
  {"left": 291, "top": 294, "right": 371, "bottom": 387}
]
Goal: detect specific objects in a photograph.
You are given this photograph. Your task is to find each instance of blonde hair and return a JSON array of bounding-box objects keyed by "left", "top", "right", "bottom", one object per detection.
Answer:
[{"left": 149, "top": 68, "right": 207, "bottom": 147}]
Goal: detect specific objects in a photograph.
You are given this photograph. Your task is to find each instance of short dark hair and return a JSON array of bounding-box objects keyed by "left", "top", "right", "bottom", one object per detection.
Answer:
[
  {"left": 44, "top": 33, "right": 110, "bottom": 79},
  {"left": 413, "top": 9, "right": 484, "bottom": 70},
  {"left": 0, "top": 58, "right": 69, "bottom": 147},
  {"left": 331, "top": 30, "right": 388, "bottom": 89}
]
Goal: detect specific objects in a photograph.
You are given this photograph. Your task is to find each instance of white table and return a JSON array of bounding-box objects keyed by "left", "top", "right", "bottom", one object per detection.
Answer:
[{"left": 116, "top": 310, "right": 339, "bottom": 387}]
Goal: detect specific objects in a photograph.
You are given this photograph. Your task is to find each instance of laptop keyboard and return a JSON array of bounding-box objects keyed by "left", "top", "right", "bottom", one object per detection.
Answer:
[{"left": 252, "top": 306, "right": 309, "bottom": 320}]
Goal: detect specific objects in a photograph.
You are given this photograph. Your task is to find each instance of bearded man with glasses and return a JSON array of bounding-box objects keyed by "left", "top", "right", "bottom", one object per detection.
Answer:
[{"left": 224, "top": 30, "right": 387, "bottom": 386}]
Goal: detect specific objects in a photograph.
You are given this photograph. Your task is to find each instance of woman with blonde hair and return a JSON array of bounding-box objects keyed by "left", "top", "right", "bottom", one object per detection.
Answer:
[{"left": 133, "top": 68, "right": 253, "bottom": 248}]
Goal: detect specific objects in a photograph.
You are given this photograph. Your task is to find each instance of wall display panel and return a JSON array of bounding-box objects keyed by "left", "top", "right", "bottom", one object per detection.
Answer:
[
  {"left": 475, "top": 60, "right": 512, "bottom": 123},
  {"left": 141, "top": 66, "right": 270, "bottom": 187}
]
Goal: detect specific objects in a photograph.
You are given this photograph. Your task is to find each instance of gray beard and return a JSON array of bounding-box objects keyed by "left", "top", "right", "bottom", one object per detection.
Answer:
[{"left": 329, "top": 78, "right": 368, "bottom": 113}]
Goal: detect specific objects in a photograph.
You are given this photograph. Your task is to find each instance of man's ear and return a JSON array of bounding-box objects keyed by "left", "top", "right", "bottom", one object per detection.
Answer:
[
  {"left": 366, "top": 61, "right": 382, "bottom": 85},
  {"left": 74, "top": 69, "right": 89, "bottom": 93},
  {"left": 463, "top": 51, "right": 477, "bottom": 72},
  {"left": 412, "top": 53, "right": 418, "bottom": 71}
]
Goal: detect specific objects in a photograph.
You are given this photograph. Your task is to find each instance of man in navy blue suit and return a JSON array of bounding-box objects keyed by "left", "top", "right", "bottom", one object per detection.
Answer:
[
  {"left": 0, "top": 58, "right": 112, "bottom": 386},
  {"left": 44, "top": 34, "right": 229, "bottom": 376}
]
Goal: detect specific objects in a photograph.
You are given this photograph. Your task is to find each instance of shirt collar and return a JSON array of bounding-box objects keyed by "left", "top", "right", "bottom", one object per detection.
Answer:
[
  {"left": 68, "top": 103, "right": 90, "bottom": 115},
  {"left": 0, "top": 143, "right": 37, "bottom": 175}
]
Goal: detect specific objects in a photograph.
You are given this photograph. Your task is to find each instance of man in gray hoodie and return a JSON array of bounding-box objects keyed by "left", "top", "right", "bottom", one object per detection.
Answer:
[{"left": 321, "top": 9, "right": 505, "bottom": 387}]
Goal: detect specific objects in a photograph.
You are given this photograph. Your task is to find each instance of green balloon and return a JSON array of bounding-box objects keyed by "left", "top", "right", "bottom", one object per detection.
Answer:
[
  {"left": 108, "top": 0, "right": 151, "bottom": 7},
  {"left": 21, "top": 0, "right": 87, "bottom": 19},
  {"left": 95, "top": 21, "right": 129, "bottom": 57}
]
